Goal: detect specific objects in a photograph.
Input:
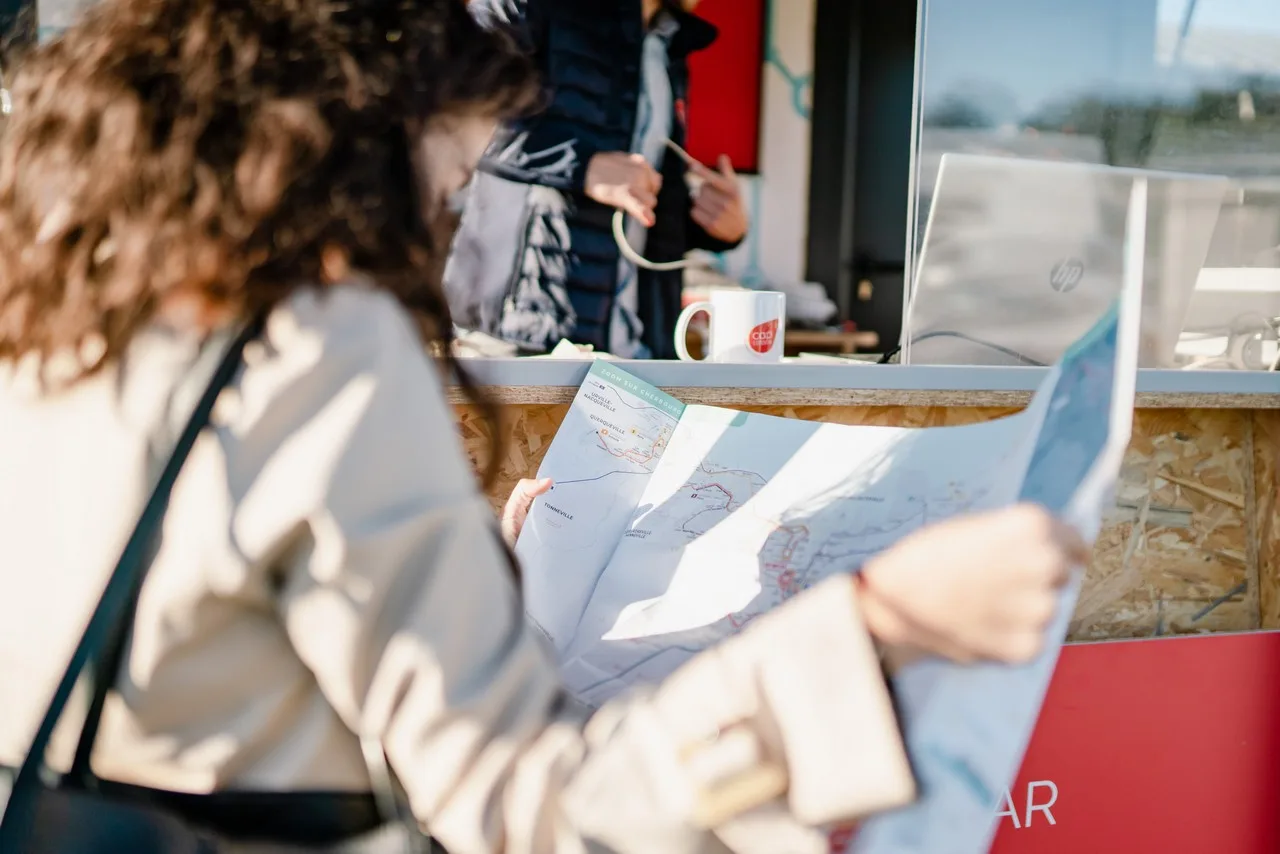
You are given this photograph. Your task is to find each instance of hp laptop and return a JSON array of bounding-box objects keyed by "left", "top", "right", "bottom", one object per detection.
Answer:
[{"left": 902, "top": 154, "right": 1228, "bottom": 368}]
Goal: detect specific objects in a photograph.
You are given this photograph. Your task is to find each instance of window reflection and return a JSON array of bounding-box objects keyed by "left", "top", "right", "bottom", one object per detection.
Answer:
[{"left": 909, "top": 0, "right": 1280, "bottom": 369}]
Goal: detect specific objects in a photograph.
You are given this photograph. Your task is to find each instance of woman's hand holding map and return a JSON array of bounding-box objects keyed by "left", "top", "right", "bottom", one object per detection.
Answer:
[
  {"left": 857, "top": 504, "right": 1088, "bottom": 668},
  {"left": 503, "top": 477, "right": 554, "bottom": 548}
]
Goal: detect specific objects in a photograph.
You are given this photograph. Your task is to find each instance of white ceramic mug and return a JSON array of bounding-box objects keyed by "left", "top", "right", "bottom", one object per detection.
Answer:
[{"left": 674, "top": 290, "right": 787, "bottom": 363}]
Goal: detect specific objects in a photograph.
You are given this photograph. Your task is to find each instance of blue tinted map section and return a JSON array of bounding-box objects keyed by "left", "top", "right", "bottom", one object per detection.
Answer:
[
  {"left": 853, "top": 301, "right": 1127, "bottom": 854},
  {"left": 1018, "top": 303, "right": 1119, "bottom": 512}
]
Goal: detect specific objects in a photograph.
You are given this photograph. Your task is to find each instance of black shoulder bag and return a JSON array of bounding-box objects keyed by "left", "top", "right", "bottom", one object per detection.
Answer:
[{"left": 0, "top": 319, "right": 432, "bottom": 854}]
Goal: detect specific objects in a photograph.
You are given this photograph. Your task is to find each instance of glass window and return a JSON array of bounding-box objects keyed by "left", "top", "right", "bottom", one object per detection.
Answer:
[{"left": 906, "top": 0, "right": 1280, "bottom": 369}]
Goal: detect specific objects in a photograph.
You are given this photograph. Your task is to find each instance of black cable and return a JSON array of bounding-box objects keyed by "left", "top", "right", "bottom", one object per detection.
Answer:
[{"left": 885, "top": 330, "right": 1047, "bottom": 367}]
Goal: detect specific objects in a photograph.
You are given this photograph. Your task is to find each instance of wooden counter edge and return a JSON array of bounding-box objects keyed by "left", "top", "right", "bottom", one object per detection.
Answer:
[{"left": 448, "top": 385, "right": 1280, "bottom": 409}]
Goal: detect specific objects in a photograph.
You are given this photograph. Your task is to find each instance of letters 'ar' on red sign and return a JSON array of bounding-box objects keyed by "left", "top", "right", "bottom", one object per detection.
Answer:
[{"left": 990, "top": 632, "right": 1280, "bottom": 854}]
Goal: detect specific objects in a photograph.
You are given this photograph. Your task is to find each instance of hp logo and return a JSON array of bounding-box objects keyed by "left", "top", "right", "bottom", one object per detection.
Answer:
[{"left": 1049, "top": 259, "right": 1085, "bottom": 293}]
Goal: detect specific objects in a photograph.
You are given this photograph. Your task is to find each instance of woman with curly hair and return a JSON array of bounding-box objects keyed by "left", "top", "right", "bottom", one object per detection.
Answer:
[{"left": 0, "top": 0, "right": 1084, "bottom": 851}]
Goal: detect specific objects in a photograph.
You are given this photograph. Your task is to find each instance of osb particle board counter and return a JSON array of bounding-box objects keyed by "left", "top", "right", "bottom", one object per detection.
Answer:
[{"left": 449, "top": 361, "right": 1280, "bottom": 642}]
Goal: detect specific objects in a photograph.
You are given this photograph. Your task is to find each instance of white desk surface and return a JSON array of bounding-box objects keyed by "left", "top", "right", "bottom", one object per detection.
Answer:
[{"left": 447, "top": 359, "right": 1280, "bottom": 409}]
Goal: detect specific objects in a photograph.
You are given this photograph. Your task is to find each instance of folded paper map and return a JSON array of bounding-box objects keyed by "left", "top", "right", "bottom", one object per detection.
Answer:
[{"left": 517, "top": 280, "right": 1138, "bottom": 853}]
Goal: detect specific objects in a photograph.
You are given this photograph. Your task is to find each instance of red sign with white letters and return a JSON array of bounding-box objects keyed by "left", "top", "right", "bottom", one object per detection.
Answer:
[{"left": 990, "top": 632, "right": 1280, "bottom": 853}]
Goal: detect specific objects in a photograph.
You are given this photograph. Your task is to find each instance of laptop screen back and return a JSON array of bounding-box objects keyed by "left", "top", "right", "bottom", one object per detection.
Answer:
[{"left": 903, "top": 154, "right": 1227, "bottom": 368}]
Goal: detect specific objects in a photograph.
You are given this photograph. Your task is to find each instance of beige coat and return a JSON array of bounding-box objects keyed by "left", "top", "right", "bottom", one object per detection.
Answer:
[{"left": 0, "top": 285, "right": 912, "bottom": 854}]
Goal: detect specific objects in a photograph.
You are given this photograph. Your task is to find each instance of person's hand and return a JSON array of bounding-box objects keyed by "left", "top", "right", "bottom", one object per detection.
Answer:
[
  {"left": 585, "top": 152, "right": 662, "bottom": 226},
  {"left": 501, "top": 478, "right": 553, "bottom": 548},
  {"left": 690, "top": 155, "right": 748, "bottom": 244},
  {"left": 856, "top": 504, "right": 1089, "bottom": 666}
]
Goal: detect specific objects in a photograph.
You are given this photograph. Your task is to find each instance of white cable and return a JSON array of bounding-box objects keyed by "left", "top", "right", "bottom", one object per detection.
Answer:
[
  {"left": 1267, "top": 315, "right": 1280, "bottom": 372},
  {"left": 612, "top": 209, "right": 699, "bottom": 271},
  {"left": 610, "top": 139, "right": 706, "bottom": 272}
]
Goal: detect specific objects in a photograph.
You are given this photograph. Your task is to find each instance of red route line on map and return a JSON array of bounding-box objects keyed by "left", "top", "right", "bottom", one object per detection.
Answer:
[
  {"left": 692, "top": 482, "right": 734, "bottom": 502},
  {"left": 596, "top": 430, "right": 666, "bottom": 466},
  {"left": 718, "top": 511, "right": 812, "bottom": 629}
]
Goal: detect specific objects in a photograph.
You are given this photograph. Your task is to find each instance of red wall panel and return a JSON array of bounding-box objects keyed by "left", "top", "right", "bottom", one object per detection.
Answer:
[
  {"left": 684, "top": 0, "right": 765, "bottom": 172},
  {"left": 991, "top": 633, "right": 1280, "bottom": 853}
]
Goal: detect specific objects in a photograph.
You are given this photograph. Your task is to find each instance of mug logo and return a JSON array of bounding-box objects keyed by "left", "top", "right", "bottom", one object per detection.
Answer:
[
  {"left": 749, "top": 319, "right": 779, "bottom": 354},
  {"left": 1050, "top": 258, "right": 1085, "bottom": 293}
]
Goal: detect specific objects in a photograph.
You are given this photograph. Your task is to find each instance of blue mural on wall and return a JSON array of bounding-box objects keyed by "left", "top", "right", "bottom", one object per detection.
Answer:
[
  {"left": 706, "top": 0, "right": 813, "bottom": 285},
  {"left": 763, "top": 0, "right": 814, "bottom": 121}
]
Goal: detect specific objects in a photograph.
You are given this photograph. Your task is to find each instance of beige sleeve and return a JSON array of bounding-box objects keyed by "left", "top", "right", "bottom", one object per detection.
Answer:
[{"left": 246, "top": 288, "right": 914, "bottom": 854}]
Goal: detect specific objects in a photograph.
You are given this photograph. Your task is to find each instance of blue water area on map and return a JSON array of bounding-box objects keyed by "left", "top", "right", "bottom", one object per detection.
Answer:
[{"left": 1018, "top": 310, "right": 1118, "bottom": 512}]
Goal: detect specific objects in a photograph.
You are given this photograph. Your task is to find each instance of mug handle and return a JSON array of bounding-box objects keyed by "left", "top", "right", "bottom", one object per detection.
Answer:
[{"left": 674, "top": 301, "right": 713, "bottom": 361}]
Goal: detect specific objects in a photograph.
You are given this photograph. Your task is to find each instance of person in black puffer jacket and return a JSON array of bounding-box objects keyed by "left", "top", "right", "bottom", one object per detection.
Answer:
[{"left": 445, "top": 0, "right": 749, "bottom": 358}]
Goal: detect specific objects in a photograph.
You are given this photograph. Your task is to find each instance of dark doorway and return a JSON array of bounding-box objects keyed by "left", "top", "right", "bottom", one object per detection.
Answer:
[{"left": 806, "top": 0, "right": 919, "bottom": 348}]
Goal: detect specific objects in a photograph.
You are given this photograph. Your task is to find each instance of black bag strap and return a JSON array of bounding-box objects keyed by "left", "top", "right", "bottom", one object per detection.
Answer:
[
  {"left": 69, "top": 319, "right": 268, "bottom": 786},
  {"left": 0, "top": 316, "right": 263, "bottom": 842}
]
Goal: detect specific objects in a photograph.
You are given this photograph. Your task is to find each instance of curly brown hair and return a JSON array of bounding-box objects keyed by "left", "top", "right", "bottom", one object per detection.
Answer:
[{"left": 0, "top": 0, "right": 539, "bottom": 483}]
